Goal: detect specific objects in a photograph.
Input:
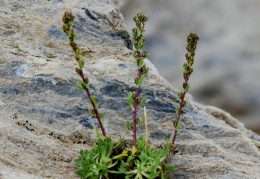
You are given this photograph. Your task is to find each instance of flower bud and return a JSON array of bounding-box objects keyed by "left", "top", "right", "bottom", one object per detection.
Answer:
[
  {"left": 189, "top": 67, "right": 193, "bottom": 74},
  {"left": 183, "top": 82, "right": 188, "bottom": 89},
  {"left": 183, "top": 82, "right": 189, "bottom": 92},
  {"left": 133, "top": 51, "right": 138, "bottom": 59},
  {"left": 84, "top": 76, "right": 89, "bottom": 84},
  {"left": 141, "top": 50, "right": 147, "bottom": 57},
  {"left": 137, "top": 13, "right": 142, "bottom": 19},
  {"left": 186, "top": 44, "right": 190, "bottom": 52},
  {"left": 142, "top": 64, "right": 146, "bottom": 71},
  {"left": 136, "top": 58, "right": 140, "bottom": 65},
  {"left": 173, "top": 120, "right": 177, "bottom": 128},
  {"left": 132, "top": 91, "right": 137, "bottom": 101},
  {"left": 183, "top": 71, "right": 188, "bottom": 79},
  {"left": 62, "top": 11, "right": 75, "bottom": 24},
  {"left": 135, "top": 76, "right": 139, "bottom": 85},
  {"left": 142, "top": 37, "right": 146, "bottom": 44},
  {"left": 134, "top": 41, "right": 138, "bottom": 49},
  {"left": 132, "top": 27, "right": 137, "bottom": 35},
  {"left": 185, "top": 53, "right": 189, "bottom": 60},
  {"left": 136, "top": 116, "right": 141, "bottom": 124},
  {"left": 183, "top": 62, "right": 188, "bottom": 69},
  {"left": 138, "top": 96, "right": 142, "bottom": 104},
  {"left": 75, "top": 67, "right": 81, "bottom": 75},
  {"left": 188, "top": 59, "right": 194, "bottom": 66},
  {"left": 143, "top": 15, "right": 148, "bottom": 22},
  {"left": 178, "top": 92, "right": 182, "bottom": 99},
  {"left": 182, "top": 101, "right": 186, "bottom": 108},
  {"left": 62, "top": 24, "right": 68, "bottom": 33},
  {"left": 91, "top": 108, "right": 95, "bottom": 115},
  {"left": 137, "top": 13, "right": 148, "bottom": 22},
  {"left": 133, "top": 15, "right": 138, "bottom": 22}
]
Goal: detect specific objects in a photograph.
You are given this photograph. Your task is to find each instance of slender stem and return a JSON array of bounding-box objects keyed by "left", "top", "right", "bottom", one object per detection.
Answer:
[
  {"left": 164, "top": 32, "right": 199, "bottom": 166},
  {"left": 132, "top": 110, "right": 137, "bottom": 146},
  {"left": 131, "top": 14, "right": 148, "bottom": 147},
  {"left": 85, "top": 87, "right": 106, "bottom": 137},
  {"left": 163, "top": 75, "right": 190, "bottom": 165},
  {"left": 132, "top": 23, "right": 142, "bottom": 146},
  {"left": 65, "top": 27, "right": 106, "bottom": 138},
  {"left": 77, "top": 54, "right": 106, "bottom": 138},
  {"left": 132, "top": 69, "right": 141, "bottom": 146},
  {"left": 144, "top": 106, "right": 148, "bottom": 151},
  {"left": 171, "top": 74, "right": 189, "bottom": 145},
  {"left": 132, "top": 89, "right": 139, "bottom": 146}
]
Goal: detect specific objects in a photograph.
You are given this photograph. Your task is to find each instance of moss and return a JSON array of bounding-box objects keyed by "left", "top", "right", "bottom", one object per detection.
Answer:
[
  {"left": 13, "top": 45, "right": 22, "bottom": 52},
  {"left": 46, "top": 54, "right": 57, "bottom": 59}
]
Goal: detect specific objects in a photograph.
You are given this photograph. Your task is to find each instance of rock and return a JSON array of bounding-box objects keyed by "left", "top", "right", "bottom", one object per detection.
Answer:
[
  {"left": 0, "top": 0, "right": 260, "bottom": 178},
  {"left": 115, "top": 0, "right": 260, "bottom": 134}
]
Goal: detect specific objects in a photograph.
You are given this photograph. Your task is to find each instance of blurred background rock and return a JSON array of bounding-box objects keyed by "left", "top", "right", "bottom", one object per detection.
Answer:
[{"left": 112, "top": 0, "right": 260, "bottom": 134}]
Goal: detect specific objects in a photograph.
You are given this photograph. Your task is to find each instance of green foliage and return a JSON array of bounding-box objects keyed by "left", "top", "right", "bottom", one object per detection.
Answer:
[
  {"left": 175, "top": 105, "right": 179, "bottom": 115},
  {"left": 136, "top": 74, "right": 145, "bottom": 87},
  {"left": 142, "top": 67, "right": 149, "bottom": 76},
  {"left": 126, "top": 121, "right": 133, "bottom": 133},
  {"left": 99, "top": 112, "right": 105, "bottom": 122},
  {"left": 137, "top": 116, "right": 145, "bottom": 126},
  {"left": 90, "top": 95, "right": 97, "bottom": 108},
  {"left": 88, "top": 107, "right": 95, "bottom": 117},
  {"left": 126, "top": 116, "right": 144, "bottom": 134},
  {"left": 170, "top": 32, "right": 199, "bottom": 146},
  {"left": 63, "top": 10, "right": 199, "bottom": 179},
  {"left": 75, "top": 137, "right": 125, "bottom": 178},
  {"left": 174, "top": 116, "right": 182, "bottom": 132},
  {"left": 76, "top": 83, "right": 85, "bottom": 92},
  {"left": 166, "top": 134, "right": 174, "bottom": 151},
  {"left": 62, "top": 10, "right": 107, "bottom": 138},
  {"left": 78, "top": 59, "right": 84, "bottom": 69},
  {"left": 138, "top": 96, "right": 146, "bottom": 107},
  {"left": 127, "top": 92, "right": 134, "bottom": 111},
  {"left": 76, "top": 135, "right": 174, "bottom": 179},
  {"left": 93, "top": 125, "right": 105, "bottom": 140},
  {"left": 77, "top": 79, "right": 88, "bottom": 88},
  {"left": 130, "top": 12, "right": 150, "bottom": 147},
  {"left": 111, "top": 136, "right": 174, "bottom": 179}
]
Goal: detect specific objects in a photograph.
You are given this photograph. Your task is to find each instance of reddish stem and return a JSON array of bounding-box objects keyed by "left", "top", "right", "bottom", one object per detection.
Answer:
[
  {"left": 132, "top": 63, "right": 142, "bottom": 147},
  {"left": 171, "top": 74, "right": 189, "bottom": 145},
  {"left": 132, "top": 23, "right": 142, "bottom": 146},
  {"left": 67, "top": 29, "right": 106, "bottom": 137},
  {"left": 163, "top": 74, "right": 189, "bottom": 165},
  {"left": 85, "top": 87, "right": 106, "bottom": 137},
  {"left": 78, "top": 58, "right": 106, "bottom": 138}
]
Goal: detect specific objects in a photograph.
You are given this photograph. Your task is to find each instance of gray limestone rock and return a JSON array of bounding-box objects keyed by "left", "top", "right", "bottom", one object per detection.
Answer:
[{"left": 0, "top": 0, "right": 260, "bottom": 178}]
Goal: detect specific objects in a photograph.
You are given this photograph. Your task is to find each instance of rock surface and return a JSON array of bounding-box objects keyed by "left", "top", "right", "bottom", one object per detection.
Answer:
[
  {"left": 116, "top": 0, "right": 260, "bottom": 134},
  {"left": 0, "top": 0, "right": 260, "bottom": 178}
]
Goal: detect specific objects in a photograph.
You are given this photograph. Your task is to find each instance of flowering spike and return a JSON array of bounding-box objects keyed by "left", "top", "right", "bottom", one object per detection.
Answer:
[
  {"left": 128, "top": 13, "right": 149, "bottom": 147},
  {"left": 62, "top": 11, "right": 106, "bottom": 137}
]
